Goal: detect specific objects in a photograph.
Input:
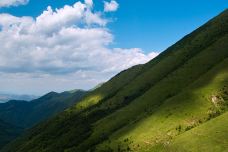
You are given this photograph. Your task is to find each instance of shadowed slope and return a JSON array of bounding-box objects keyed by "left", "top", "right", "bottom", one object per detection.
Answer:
[{"left": 0, "top": 120, "right": 22, "bottom": 149}]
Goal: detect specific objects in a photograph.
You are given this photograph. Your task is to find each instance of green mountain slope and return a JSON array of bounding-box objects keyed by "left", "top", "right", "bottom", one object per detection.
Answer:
[
  {"left": 0, "top": 120, "right": 22, "bottom": 149},
  {"left": 2, "top": 9, "right": 228, "bottom": 152},
  {"left": 96, "top": 56, "right": 228, "bottom": 152}
]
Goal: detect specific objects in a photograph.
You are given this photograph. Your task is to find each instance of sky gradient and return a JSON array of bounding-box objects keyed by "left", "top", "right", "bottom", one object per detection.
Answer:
[{"left": 0, "top": 0, "right": 227, "bottom": 95}]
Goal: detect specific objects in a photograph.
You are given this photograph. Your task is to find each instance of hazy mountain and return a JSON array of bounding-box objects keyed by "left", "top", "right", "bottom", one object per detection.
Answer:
[
  {"left": 2, "top": 10, "right": 228, "bottom": 152},
  {"left": 0, "top": 93, "right": 38, "bottom": 103}
]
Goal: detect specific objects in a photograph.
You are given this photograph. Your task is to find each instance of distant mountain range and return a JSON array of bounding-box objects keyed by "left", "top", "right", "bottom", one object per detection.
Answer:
[
  {"left": 0, "top": 89, "right": 88, "bottom": 148},
  {"left": 0, "top": 93, "right": 38, "bottom": 103}
]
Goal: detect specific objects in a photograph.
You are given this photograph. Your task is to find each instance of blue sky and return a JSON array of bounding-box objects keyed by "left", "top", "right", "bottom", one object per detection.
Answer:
[
  {"left": 1, "top": 0, "right": 227, "bottom": 52},
  {"left": 0, "top": 0, "right": 227, "bottom": 95}
]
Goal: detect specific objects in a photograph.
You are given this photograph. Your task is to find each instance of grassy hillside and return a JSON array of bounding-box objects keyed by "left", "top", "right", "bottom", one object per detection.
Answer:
[
  {"left": 153, "top": 112, "right": 228, "bottom": 152},
  {"left": 2, "top": 9, "right": 228, "bottom": 152}
]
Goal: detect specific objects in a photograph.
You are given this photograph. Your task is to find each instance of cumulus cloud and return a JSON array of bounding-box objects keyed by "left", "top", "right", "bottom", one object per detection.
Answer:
[
  {"left": 0, "top": 0, "right": 159, "bottom": 94},
  {"left": 0, "top": 0, "right": 28, "bottom": 7},
  {"left": 104, "top": 0, "right": 119, "bottom": 12}
]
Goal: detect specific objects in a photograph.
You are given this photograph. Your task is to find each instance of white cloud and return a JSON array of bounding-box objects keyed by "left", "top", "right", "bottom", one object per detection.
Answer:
[
  {"left": 0, "top": 0, "right": 28, "bottom": 7},
  {"left": 0, "top": 0, "right": 159, "bottom": 94},
  {"left": 104, "top": 0, "right": 119, "bottom": 12},
  {"left": 85, "top": 0, "right": 93, "bottom": 8}
]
